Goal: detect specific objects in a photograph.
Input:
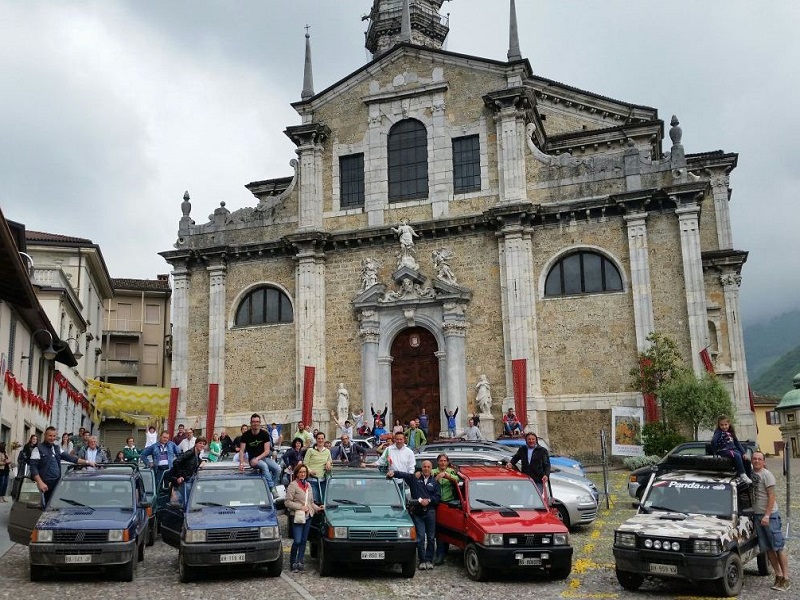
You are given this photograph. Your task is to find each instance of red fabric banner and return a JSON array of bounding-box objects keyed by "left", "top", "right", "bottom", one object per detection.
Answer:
[
  {"left": 302, "top": 366, "right": 315, "bottom": 428},
  {"left": 643, "top": 392, "right": 659, "bottom": 423},
  {"left": 511, "top": 359, "right": 527, "bottom": 429},
  {"left": 206, "top": 383, "right": 219, "bottom": 438},
  {"left": 168, "top": 387, "right": 179, "bottom": 438},
  {"left": 700, "top": 348, "right": 715, "bottom": 374}
]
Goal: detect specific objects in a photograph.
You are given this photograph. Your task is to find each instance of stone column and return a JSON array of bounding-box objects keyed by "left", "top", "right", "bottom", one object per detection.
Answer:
[
  {"left": 710, "top": 175, "right": 734, "bottom": 249},
  {"left": 676, "top": 202, "right": 709, "bottom": 374},
  {"left": 359, "top": 320, "right": 380, "bottom": 416},
  {"left": 721, "top": 273, "right": 756, "bottom": 439},
  {"left": 207, "top": 258, "right": 227, "bottom": 429},
  {"left": 435, "top": 350, "right": 448, "bottom": 436},
  {"left": 377, "top": 356, "right": 394, "bottom": 423},
  {"left": 443, "top": 312, "right": 468, "bottom": 434},
  {"left": 284, "top": 123, "right": 330, "bottom": 231},
  {"left": 171, "top": 264, "right": 191, "bottom": 419},
  {"left": 293, "top": 238, "right": 327, "bottom": 411},
  {"left": 365, "top": 109, "right": 386, "bottom": 227},
  {"left": 624, "top": 212, "right": 655, "bottom": 350}
]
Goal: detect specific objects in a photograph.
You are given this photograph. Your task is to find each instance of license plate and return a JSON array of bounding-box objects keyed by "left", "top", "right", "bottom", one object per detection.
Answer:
[
  {"left": 519, "top": 557, "right": 542, "bottom": 566},
  {"left": 649, "top": 563, "right": 678, "bottom": 575},
  {"left": 220, "top": 553, "right": 246, "bottom": 563},
  {"left": 361, "top": 551, "right": 385, "bottom": 560},
  {"left": 64, "top": 555, "right": 92, "bottom": 564}
]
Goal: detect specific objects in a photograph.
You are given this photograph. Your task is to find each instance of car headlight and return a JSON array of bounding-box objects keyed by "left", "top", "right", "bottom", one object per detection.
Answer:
[
  {"left": 693, "top": 539, "right": 721, "bottom": 555},
  {"left": 484, "top": 533, "right": 503, "bottom": 546},
  {"left": 34, "top": 529, "right": 53, "bottom": 543},
  {"left": 107, "top": 529, "right": 127, "bottom": 542},
  {"left": 331, "top": 526, "right": 348, "bottom": 539},
  {"left": 553, "top": 533, "right": 569, "bottom": 546},
  {"left": 577, "top": 495, "right": 595, "bottom": 505},
  {"left": 259, "top": 526, "right": 279, "bottom": 540},
  {"left": 397, "top": 527, "right": 413, "bottom": 539},
  {"left": 644, "top": 538, "right": 652, "bottom": 548},
  {"left": 614, "top": 532, "right": 636, "bottom": 548},
  {"left": 184, "top": 529, "right": 206, "bottom": 543}
]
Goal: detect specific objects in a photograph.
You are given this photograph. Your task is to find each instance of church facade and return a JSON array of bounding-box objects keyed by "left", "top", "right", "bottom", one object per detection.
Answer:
[{"left": 161, "top": 0, "right": 755, "bottom": 453}]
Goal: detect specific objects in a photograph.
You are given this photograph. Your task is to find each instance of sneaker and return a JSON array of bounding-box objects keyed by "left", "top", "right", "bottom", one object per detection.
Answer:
[
  {"left": 297, "top": 562, "right": 305, "bottom": 572},
  {"left": 291, "top": 563, "right": 299, "bottom": 573},
  {"left": 740, "top": 474, "right": 752, "bottom": 485},
  {"left": 428, "top": 561, "right": 435, "bottom": 569},
  {"left": 432, "top": 557, "right": 445, "bottom": 566},
  {"left": 270, "top": 487, "right": 279, "bottom": 497}
]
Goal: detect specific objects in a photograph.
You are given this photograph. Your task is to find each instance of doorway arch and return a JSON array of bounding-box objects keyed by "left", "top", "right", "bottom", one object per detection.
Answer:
[{"left": 390, "top": 327, "right": 440, "bottom": 436}]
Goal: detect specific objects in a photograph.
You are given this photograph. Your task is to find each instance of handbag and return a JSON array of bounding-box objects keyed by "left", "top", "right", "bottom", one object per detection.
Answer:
[{"left": 294, "top": 485, "right": 309, "bottom": 524}]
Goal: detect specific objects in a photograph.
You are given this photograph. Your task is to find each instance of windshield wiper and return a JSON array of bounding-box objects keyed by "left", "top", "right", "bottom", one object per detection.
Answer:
[
  {"left": 643, "top": 504, "right": 686, "bottom": 516},
  {"left": 330, "top": 498, "right": 366, "bottom": 507},
  {"left": 194, "top": 501, "right": 228, "bottom": 508},
  {"left": 474, "top": 498, "right": 519, "bottom": 516},
  {"left": 58, "top": 498, "right": 90, "bottom": 508}
]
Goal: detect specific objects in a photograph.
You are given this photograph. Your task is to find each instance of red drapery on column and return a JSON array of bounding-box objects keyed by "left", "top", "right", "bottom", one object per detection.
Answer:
[
  {"left": 700, "top": 348, "right": 715, "bottom": 374},
  {"left": 168, "top": 388, "right": 179, "bottom": 438},
  {"left": 511, "top": 359, "right": 527, "bottom": 429},
  {"left": 206, "top": 383, "right": 219, "bottom": 438},
  {"left": 643, "top": 393, "right": 659, "bottom": 423},
  {"left": 302, "top": 366, "right": 315, "bottom": 428}
]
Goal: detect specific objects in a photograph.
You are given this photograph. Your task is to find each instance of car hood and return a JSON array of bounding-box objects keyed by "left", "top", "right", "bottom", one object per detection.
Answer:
[
  {"left": 37, "top": 508, "right": 136, "bottom": 529},
  {"left": 185, "top": 506, "right": 278, "bottom": 529},
  {"left": 325, "top": 507, "right": 412, "bottom": 526},
  {"left": 616, "top": 513, "right": 735, "bottom": 539},
  {"left": 549, "top": 478, "right": 596, "bottom": 503},
  {"left": 469, "top": 510, "right": 567, "bottom": 534}
]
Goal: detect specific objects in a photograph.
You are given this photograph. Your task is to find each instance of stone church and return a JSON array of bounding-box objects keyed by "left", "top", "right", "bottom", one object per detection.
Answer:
[{"left": 161, "top": 0, "right": 755, "bottom": 453}]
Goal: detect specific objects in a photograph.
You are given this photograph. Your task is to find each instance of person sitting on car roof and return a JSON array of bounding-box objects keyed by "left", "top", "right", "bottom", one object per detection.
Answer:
[
  {"left": 503, "top": 408, "right": 523, "bottom": 437},
  {"left": 332, "top": 434, "right": 366, "bottom": 467}
]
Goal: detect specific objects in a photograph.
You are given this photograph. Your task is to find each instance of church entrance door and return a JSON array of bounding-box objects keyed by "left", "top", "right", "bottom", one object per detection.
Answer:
[{"left": 390, "top": 327, "right": 440, "bottom": 439}]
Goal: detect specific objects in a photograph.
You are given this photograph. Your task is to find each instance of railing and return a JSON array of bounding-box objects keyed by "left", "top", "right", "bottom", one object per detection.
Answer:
[
  {"left": 100, "top": 359, "right": 139, "bottom": 378},
  {"left": 104, "top": 318, "right": 142, "bottom": 332}
]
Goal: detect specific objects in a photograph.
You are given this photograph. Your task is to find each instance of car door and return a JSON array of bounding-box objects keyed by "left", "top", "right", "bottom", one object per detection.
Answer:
[
  {"left": 435, "top": 481, "right": 467, "bottom": 549},
  {"left": 156, "top": 479, "right": 186, "bottom": 548},
  {"left": 7, "top": 476, "right": 44, "bottom": 545}
]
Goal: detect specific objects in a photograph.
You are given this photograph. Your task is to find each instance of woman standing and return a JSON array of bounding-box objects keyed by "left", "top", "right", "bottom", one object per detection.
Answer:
[
  {"left": 17, "top": 434, "right": 38, "bottom": 472},
  {"left": 208, "top": 433, "right": 222, "bottom": 462},
  {"left": 284, "top": 463, "right": 323, "bottom": 573},
  {"left": 392, "top": 419, "right": 404, "bottom": 435},
  {"left": 282, "top": 438, "right": 305, "bottom": 485},
  {"left": 0, "top": 442, "right": 11, "bottom": 501}
]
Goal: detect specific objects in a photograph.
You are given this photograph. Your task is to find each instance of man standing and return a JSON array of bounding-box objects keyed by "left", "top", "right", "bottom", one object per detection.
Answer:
[
  {"left": 509, "top": 432, "right": 550, "bottom": 494},
  {"left": 30, "top": 426, "right": 96, "bottom": 505},
  {"left": 330, "top": 411, "right": 354, "bottom": 439},
  {"left": 388, "top": 460, "right": 440, "bottom": 570},
  {"left": 172, "top": 424, "right": 188, "bottom": 446},
  {"left": 178, "top": 428, "right": 197, "bottom": 453},
  {"left": 464, "top": 417, "right": 483, "bottom": 441},
  {"left": 405, "top": 420, "right": 427, "bottom": 450},
  {"left": 751, "top": 452, "right": 791, "bottom": 592},
  {"left": 239, "top": 414, "right": 281, "bottom": 496},
  {"left": 371, "top": 432, "right": 416, "bottom": 474},
  {"left": 77, "top": 436, "right": 109, "bottom": 469},
  {"left": 370, "top": 403, "right": 388, "bottom": 430},
  {"left": 417, "top": 408, "right": 429, "bottom": 439},
  {"left": 140, "top": 431, "right": 181, "bottom": 484}
]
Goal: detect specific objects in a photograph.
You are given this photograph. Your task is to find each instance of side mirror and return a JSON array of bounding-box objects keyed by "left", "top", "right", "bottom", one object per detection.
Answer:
[{"left": 446, "top": 499, "right": 461, "bottom": 509}]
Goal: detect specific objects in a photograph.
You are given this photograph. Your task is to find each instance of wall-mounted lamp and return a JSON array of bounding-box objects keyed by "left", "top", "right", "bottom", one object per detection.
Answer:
[
  {"left": 63, "top": 336, "right": 83, "bottom": 360},
  {"left": 31, "top": 329, "right": 58, "bottom": 360}
]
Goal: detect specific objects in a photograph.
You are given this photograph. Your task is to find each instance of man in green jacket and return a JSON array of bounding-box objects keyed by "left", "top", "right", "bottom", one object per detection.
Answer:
[{"left": 404, "top": 420, "right": 427, "bottom": 450}]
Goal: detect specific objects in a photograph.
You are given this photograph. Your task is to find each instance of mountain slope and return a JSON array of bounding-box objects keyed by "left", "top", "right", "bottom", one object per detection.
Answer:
[
  {"left": 751, "top": 344, "right": 800, "bottom": 397},
  {"left": 744, "top": 310, "right": 800, "bottom": 380}
]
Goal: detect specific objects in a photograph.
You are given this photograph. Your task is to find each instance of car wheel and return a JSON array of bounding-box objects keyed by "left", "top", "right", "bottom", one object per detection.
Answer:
[
  {"left": 635, "top": 485, "right": 644, "bottom": 501},
  {"left": 401, "top": 558, "right": 416, "bottom": 578},
  {"left": 147, "top": 518, "right": 156, "bottom": 546},
  {"left": 464, "top": 543, "right": 487, "bottom": 581},
  {"left": 178, "top": 552, "right": 194, "bottom": 583},
  {"left": 265, "top": 546, "right": 283, "bottom": 577},
  {"left": 616, "top": 569, "right": 643, "bottom": 591},
  {"left": 554, "top": 503, "right": 571, "bottom": 529},
  {"left": 118, "top": 558, "right": 135, "bottom": 582},
  {"left": 757, "top": 552, "right": 769, "bottom": 576},
  {"left": 713, "top": 553, "right": 743, "bottom": 597},
  {"left": 318, "top": 541, "right": 332, "bottom": 577},
  {"left": 138, "top": 539, "right": 145, "bottom": 562}
]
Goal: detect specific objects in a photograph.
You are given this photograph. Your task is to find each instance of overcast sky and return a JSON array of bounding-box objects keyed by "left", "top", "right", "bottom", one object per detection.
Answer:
[{"left": 1, "top": 1, "right": 797, "bottom": 327}]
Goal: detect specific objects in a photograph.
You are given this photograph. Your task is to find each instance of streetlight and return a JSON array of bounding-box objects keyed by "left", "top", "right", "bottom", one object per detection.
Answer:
[
  {"left": 32, "top": 329, "right": 58, "bottom": 361},
  {"left": 63, "top": 336, "right": 83, "bottom": 360}
]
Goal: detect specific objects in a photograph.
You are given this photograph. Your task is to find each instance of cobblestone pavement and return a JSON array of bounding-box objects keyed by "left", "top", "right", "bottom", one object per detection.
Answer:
[{"left": 1, "top": 467, "right": 797, "bottom": 599}]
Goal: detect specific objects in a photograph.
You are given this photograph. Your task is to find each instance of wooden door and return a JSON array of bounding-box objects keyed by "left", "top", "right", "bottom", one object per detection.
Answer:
[{"left": 390, "top": 327, "right": 440, "bottom": 436}]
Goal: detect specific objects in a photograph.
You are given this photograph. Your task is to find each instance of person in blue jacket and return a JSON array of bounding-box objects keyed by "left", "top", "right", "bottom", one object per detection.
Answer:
[
  {"left": 711, "top": 415, "right": 751, "bottom": 484},
  {"left": 443, "top": 406, "right": 459, "bottom": 438},
  {"left": 29, "top": 426, "right": 95, "bottom": 506},
  {"left": 140, "top": 431, "right": 182, "bottom": 485},
  {"left": 388, "top": 460, "right": 441, "bottom": 570}
]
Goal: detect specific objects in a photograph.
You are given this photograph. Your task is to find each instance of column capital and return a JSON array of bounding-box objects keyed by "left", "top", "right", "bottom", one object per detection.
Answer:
[
  {"left": 359, "top": 328, "right": 381, "bottom": 343},
  {"left": 482, "top": 87, "right": 536, "bottom": 117},
  {"left": 284, "top": 122, "right": 330, "bottom": 148},
  {"left": 442, "top": 321, "right": 468, "bottom": 337},
  {"left": 623, "top": 212, "right": 648, "bottom": 226},
  {"left": 674, "top": 201, "right": 700, "bottom": 217},
  {"left": 720, "top": 273, "right": 742, "bottom": 288}
]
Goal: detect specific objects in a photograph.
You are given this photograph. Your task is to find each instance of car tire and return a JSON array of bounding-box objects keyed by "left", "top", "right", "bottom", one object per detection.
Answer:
[
  {"left": 147, "top": 518, "right": 156, "bottom": 546},
  {"left": 713, "top": 553, "right": 743, "bottom": 597},
  {"left": 319, "top": 541, "right": 332, "bottom": 577},
  {"left": 464, "top": 543, "right": 488, "bottom": 582},
  {"left": 757, "top": 552, "right": 769, "bottom": 576},
  {"left": 265, "top": 546, "right": 283, "bottom": 577},
  {"left": 554, "top": 503, "right": 571, "bottom": 529},
  {"left": 138, "top": 539, "right": 145, "bottom": 562},
  {"left": 616, "top": 569, "right": 643, "bottom": 591},
  {"left": 178, "top": 552, "right": 194, "bottom": 583},
  {"left": 401, "top": 558, "right": 416, "bottom": 578},
  {"left": 119, "top": 558, "right": 135, "bottom": 582},
  {"left": 635, "top": 485, "right": 644, "bottom": 501}
]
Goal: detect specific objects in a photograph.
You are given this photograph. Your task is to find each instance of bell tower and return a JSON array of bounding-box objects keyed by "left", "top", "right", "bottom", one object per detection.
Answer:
[{"left": 364, "top": 0, "right": 450, "bottom": 58}]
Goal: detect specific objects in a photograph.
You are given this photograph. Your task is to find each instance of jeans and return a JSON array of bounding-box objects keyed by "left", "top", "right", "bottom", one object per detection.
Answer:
[
  {"left": 290, "top": 518, "right": 313, "bottom": 565},
  {"left": 411, "top": 509, "right": 436, "bottom": 563},
  {"left": 717, "top": 450, "right": 746, "bottom": 475},
  {"left": 247, "top": 455, "right": 280, "bottom": 488},
  {"left": 0, "top": 472, "right": 9, "bottom": 497},
  {"left": 307, "top": 477, "right": 327, "bottom": 504}
]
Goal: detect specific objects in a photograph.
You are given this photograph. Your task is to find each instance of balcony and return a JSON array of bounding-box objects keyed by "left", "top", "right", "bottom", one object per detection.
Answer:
[
  {"left": 104, "top": 317, "right": 142, "bottom": 336},
  {"left": 101, "top": 359, "right": 139, "bottom": 378}
]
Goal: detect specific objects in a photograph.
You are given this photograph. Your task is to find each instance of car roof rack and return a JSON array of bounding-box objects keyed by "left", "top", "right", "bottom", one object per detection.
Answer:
[
  {"left": 64, "top": 462, "right": 139, "bottom": 475},
  {"left": 661, "top": 453, "right": 740, "bottom": 474}
]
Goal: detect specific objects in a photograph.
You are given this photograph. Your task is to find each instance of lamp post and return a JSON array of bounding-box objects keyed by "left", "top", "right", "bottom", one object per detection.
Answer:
[
  {"left": 62, "top": 336, "right": 83, "bottom": 360},
  {"left": 775, "top": 372, "right": 800, "bottom": 538},
  {"left": 31, "top": 330, "right": 58, "bottom": 361}
]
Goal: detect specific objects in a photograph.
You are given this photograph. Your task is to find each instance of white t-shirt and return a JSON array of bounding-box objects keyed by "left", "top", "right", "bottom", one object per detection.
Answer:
[
  {"left": 179, "top": 437, "right": 196, "bottom": 453},
  {"left": 145, "top": 430, "right": 158, "bottom": 448},
  {"left": 374, "top": 444, "right": 416, "bottom": 474}
]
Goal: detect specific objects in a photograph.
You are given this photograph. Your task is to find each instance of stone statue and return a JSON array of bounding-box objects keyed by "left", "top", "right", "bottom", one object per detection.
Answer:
[
  {"left": 475, "top": 374, "right": 492, "bottom": 414},
  {"left": 379, "top": 277, "right": 436, "bottom": 302},
  {"left": 392, "top": 218, "right": 420, "bottom": 270},
  {"left": 336, "top": 383, "right": 350, "bottom": 422},
  {"left": 361, "top": 258, "right": 379, "bottom": 290},
  {"left": 432, "top": 247, "right": 457, "bottom": 285}
]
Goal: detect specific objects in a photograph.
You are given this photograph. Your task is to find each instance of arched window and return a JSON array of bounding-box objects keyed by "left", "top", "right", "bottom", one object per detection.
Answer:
[
  {"left": 234, "top": 286, "right": 293, "bottom": 326},
  {"left": 544, "top": 251, "right": 623, "bottom": 297},
  {"left": 388, "top": 119, "right": 428, "bottom": 201}
]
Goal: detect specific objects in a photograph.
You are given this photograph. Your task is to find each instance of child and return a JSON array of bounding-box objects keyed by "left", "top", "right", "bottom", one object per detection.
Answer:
[
  {"left": 711, "top": 415, "right": 751, "bottom": 484},
  {"left": 443, "top": 406, "right": 458, "bottom": 438}
]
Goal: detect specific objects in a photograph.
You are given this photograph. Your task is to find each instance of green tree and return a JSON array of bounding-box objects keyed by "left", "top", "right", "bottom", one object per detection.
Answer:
[
  {"left": 660, "top": 372, "right": 734, "bottom": 440},
  {"left": 629, "top": 332, "right": 684, "bottom": 422}
]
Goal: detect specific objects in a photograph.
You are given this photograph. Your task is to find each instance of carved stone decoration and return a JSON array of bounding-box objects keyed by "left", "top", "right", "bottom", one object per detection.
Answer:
[
  {"left": 379, "top": 276, "right": 436, "bottom": 303},
  {"left": 361, "top": 257, "right": 380, "bottom": 290},
  {"left": 432, "top": 247, "right": 458, "bottom": 285},
  {"left": 255, "top": 159, "right": 299, "bottom": 214},
  {"left": 181, "top": 191, "right": 192, "bottom": 217},
  {"left": 358, "top": 328, "right": 381, "bottom": 343},
  {"left": 475, "top": 374, "right": 492, "bottom": 415},
  {"left": 336, "top": 383, "right": 350, "bottom": 423},
  {"left": 720, "top": 273, "right": 742, "bottom": 288},
  {"left": 208, "top": 202, "right": 231, "bottom": 227},
  {"left": 669, "top": 115, "right": 683, "bottom": 146},
  {"left": 391, "top": 218, "right": 420, "bottom": 271}
]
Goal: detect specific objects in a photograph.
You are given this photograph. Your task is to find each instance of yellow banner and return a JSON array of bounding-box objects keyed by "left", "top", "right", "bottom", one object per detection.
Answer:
[{"left": 87, "top": 379, "right": 170, "bottom": 425}]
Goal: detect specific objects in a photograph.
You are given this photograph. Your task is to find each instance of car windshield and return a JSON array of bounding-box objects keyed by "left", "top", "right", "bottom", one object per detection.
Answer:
[
  {"left": 468, "top": 479, "right": 546, "bottom": 511},
  {"left": 189, "top": 478, "right": 270, "bottom": 509},
  {"left": 50, "top": 479, "right": 133, "bottom": 510},
  {"left": 326, "top": 478, "right": 402, "bottom": 507},
  {"left": 643, "top": 479, "right": 732, "bottom": 517}
]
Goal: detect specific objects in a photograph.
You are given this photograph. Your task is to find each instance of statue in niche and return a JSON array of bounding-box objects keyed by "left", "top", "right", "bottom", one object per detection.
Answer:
[
  {"left": 336, "top": 383, "right": 350, "bottom": 422},
  {"left": 432, "top": 247, "right": 457, "bottom": 285},
  {"left": 392, "top": 218, "right": 420, "bottom": 271},
  {"left": 361, "top": 257, "right": 380, "bottom": 290},
  {"left": 475, "top": 374, "right": 492, "bottom": 415}
]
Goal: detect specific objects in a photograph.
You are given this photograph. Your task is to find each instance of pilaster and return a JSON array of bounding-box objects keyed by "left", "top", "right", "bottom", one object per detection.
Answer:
[
  {"left": 359, "top": 310, "right": 381, "bottom": 415},
  {"left": 710, "top": 175, "right": 734, "bottom": 249},
  {"left": 171, "top": 263, "right": 191, "bottom": 420},
  {"left": 623, "top": 212, "right": 655, "bottom": 350},
  {"left": 284, "top": 123, "right": 330, "bottom": 231},
  {"left": 207, "top": 257, "right": 227, "bottom": 429}
]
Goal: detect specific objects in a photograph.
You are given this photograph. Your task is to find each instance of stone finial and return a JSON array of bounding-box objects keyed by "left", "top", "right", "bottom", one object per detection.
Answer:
[
  {"left": 669, "top": 115, "right": 683, "bottom": 146},
  {"left": 507, "top": 0, "right": 522, "bottom": 61},
  {"left": 301, "top": 27, "right": 315, "bottom": 101},
  {"left": 181, "top": 191, "right": 192, "bottom": 217},
  {"left": 400, "top": 0, "right": 412, "bottom": 43}
]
